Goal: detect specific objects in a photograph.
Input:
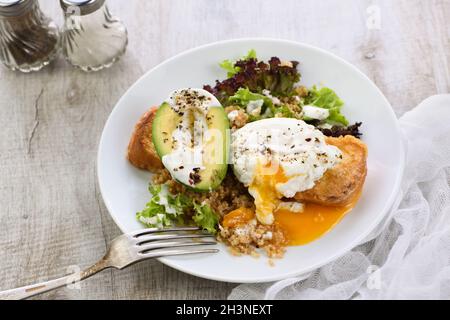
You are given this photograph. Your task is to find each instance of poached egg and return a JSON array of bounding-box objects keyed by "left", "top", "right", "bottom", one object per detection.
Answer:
[{"left": 231, "top": 118, "right": 342, "bottom": 225}]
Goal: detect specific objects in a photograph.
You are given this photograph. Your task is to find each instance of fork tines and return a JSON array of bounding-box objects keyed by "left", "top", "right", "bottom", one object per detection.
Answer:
[
  {"left": 130, "top": 227, "right": 218, "bottom": 257},
  {"left": 131, "top": 226, "right": 206, "bottom": 238}
]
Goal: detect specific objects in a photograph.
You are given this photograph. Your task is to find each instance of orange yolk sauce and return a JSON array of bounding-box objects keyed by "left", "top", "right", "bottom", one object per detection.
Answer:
[
  {"left": 223, "top": 202, "right": 358, "bottom": 246},
  {"left": 274, "top": 197, "right": 360, "bottom": 246},
  {"left": 222, "top": 207, "right": 255, "bottom": 228},
  {"left": 226, "top": 160, "right": 361, "bottom": 247}
]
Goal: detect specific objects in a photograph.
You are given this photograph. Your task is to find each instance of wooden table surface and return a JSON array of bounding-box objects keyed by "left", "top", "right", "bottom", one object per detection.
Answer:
[{"left": 0, "top": 0, "right": 449, "bottom": 300}]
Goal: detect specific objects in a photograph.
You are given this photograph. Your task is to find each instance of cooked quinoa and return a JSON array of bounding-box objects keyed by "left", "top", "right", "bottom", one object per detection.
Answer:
[
  {"left": 153, "top": 169, "right": 288, "bottom": 258},
  {"left": 218, "top": 220, "right": 288, "bottom": 258}
]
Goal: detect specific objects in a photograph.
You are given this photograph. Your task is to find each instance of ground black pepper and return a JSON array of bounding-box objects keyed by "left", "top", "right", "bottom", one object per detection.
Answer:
[{"left": 0, "top": 0, "right": 59, "bottom": 71}]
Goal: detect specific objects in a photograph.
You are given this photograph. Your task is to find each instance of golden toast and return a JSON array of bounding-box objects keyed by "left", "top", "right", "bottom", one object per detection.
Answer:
[
  {"left": 295, "top": 135, "right": 368, "bottom": 206},
  {"left": 127, "top": 107, "right": 164, "bottom": 172}
]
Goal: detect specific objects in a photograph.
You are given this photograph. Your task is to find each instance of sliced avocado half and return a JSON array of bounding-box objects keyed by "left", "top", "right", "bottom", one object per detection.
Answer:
[{"left": 152, "top": 102, "right": 230, "bottom": 191}]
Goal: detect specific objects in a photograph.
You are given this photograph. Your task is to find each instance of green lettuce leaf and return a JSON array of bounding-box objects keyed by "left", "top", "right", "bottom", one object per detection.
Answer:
[
  {"left": 327, "top": 107, "right": 349, "bottom": 126},
  {"left": 304, "top": 86, "right": 344, "bottom": 109},
  {"left": 219, "top": 60, "right": 241, "bottom": 78},
  {"left": 229, "top": 88, "right": 302, "bottom": 121},
  {"left": 137, "top": 184, "right": 219, "bottom": 234},
  {"left": 229, "top": 88, "right": 276, "bottom": 121},
  {"left": 193, "top": 202, "right": 219, "bottom": 235},
  {"left": 304, "top": 86, "right": 349, "bottom": 126},
  {"left": 219, "top": 49, "right": 258, "bottom": 77},
  {"left": 137, "top": 184, "right": 191, "bottom": 229},
  {"left": 243, "top": 49, "right": 257, "bottom": 60},
  {"left": 273, "top": 105, "right": 295, "bottom": 118},
  {"left": 228, "top": 88, "right": 272, "bottom": 108}
]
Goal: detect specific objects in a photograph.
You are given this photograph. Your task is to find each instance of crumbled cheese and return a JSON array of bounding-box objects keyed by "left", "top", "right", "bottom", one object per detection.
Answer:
[
  {"left": 262, "top": 89, "right": 281, "bottom": 105},
  {"left": 228, "top": 110, "right": 239, "bottom": 121},
  {"left": 303, "top": 105, "right": 330, "bottom": 121},
  {"left": 318, "top": 123, "right": 334, "bottom": 130},
  {"left": 246, "top": 100, "right": 264, "bottom": 116},
  {"left": 277, "top": 202, "right": 305, "bottom": 213},
  {"left": 280, "top": 60, "right": 294, "bottom": 68},
  {"left": 234, "top": 219, "right": 257, "bottom": 236},
  {"left": 263, "top": 231, "right": 273, "bottom": 240}
]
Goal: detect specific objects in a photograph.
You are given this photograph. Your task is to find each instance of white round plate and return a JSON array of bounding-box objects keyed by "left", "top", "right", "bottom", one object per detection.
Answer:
[{"left": 98, "top": 38, "right": 405, "bottom": 283}]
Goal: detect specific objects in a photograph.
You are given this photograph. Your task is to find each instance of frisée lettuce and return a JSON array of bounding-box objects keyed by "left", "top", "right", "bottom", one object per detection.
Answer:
[
  {"left": 193, "top": 202, "right": 219, "bottom": 235},
  {"left": 137, "top": 184, "right": 219, "bottom": 234}
]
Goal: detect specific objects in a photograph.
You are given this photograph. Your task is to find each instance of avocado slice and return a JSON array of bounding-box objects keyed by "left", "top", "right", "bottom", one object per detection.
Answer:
[{"left": 152, "top": 102, "right": 230, "bottom": 191}]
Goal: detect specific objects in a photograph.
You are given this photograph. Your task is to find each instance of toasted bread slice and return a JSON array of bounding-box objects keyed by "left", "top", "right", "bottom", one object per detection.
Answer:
[
  {"left": 127, "top": 107, "right": 164, "bottom": 172},
  {"left": 295, "top": 135, "right": 368, "bottom": 206}
]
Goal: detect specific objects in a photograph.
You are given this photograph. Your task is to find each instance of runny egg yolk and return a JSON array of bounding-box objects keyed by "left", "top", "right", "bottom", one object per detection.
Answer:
[
  {"left": 274, "top": 197, "right": 360, "bottom": 246},
  {"left": 248, "top": 160, "right": 288, "bottom": 225},
  {"left": 235, "top": 160, "right": 362, "bottom": 246},
  {"left": 222, "top": 207, "right": 255, "bottom": 228}
]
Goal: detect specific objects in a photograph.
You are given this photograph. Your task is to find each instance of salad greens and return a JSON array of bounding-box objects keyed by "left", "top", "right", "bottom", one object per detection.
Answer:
[
  {"left": 228, "top": 87, "right": 296, "bottom": 121},
  {"left": 304, "top": 86, "right": 349, "bottom": 126},
  {"left": 219, "top": 60, "right": 241, "bottom": 78},
  {"left": 229, "top": 88, "right": 272, "bottom": 111},
  {"left": 274, "top": 104, "right": 295, "bottom": 119},
  {"left": 244, "top": 49, "right": 258, "bottom": 60},
  {"left": 204, "top": 53, "right": 300, "bottom": 105},
  {"left": 193, "top": 202, "right": 219, "bottom": 234},
  {"left": 219, "top": 49, "right": 257, "bottom": 78},
  {"left": 137, "top": 184, "right": 219, "bottom": 234},
  {"left": 204, "top": 49, "right": 360, "bottom": 136},
  {"left": 228, "top": 85, "right": 348, "bottom": 125},
  {"left": 136, "top": 185, "right": 188, "bottom": 229}
]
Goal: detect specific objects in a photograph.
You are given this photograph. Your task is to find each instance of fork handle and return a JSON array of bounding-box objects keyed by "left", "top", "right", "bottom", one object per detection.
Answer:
[
  {"left": 0, "top": 258, "right": 109, "bottom": 300},
  {"left": 0, "top": 274, "right": 77, "bottom": 300}
]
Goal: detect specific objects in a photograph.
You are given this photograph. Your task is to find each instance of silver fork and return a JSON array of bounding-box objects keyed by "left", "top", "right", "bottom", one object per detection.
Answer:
[{"left": 0, "top": 227, "right": 218, "bottom": 300}]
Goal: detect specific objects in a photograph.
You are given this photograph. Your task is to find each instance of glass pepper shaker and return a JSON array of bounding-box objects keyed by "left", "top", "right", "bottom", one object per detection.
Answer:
[
  {"left": 60, "top": 0, "right": 128, "bottom": 72},
  {"left": 0, "top": 0, "right": 60, "bottom": 72}
]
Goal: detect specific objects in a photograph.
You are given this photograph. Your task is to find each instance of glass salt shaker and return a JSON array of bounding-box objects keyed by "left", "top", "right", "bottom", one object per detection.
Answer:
[
  {"left": 0, "top": 0, "right": 60, "bottom": 72},
  {"left": 60, "top": 0, "right": 128, "bottom": 72}
]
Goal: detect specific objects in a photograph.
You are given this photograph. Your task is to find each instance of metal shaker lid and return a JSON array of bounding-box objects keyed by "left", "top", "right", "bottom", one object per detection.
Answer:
[
  {"left": 60, "top": 0, "right": 106, "bottom": 16},
  {"left": 0, "top": 0, "right": 34, "bottom": 17}
]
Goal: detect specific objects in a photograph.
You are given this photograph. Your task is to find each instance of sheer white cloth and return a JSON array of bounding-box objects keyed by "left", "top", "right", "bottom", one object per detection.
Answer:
[{"left": 229, "top": 95, "right": 450, "bottom": 300}]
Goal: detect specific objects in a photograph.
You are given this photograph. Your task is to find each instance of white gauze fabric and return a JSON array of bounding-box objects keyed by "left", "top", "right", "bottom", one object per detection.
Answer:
[{"left": 229, "top": 95, "right": 450, "bottom": 300}]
